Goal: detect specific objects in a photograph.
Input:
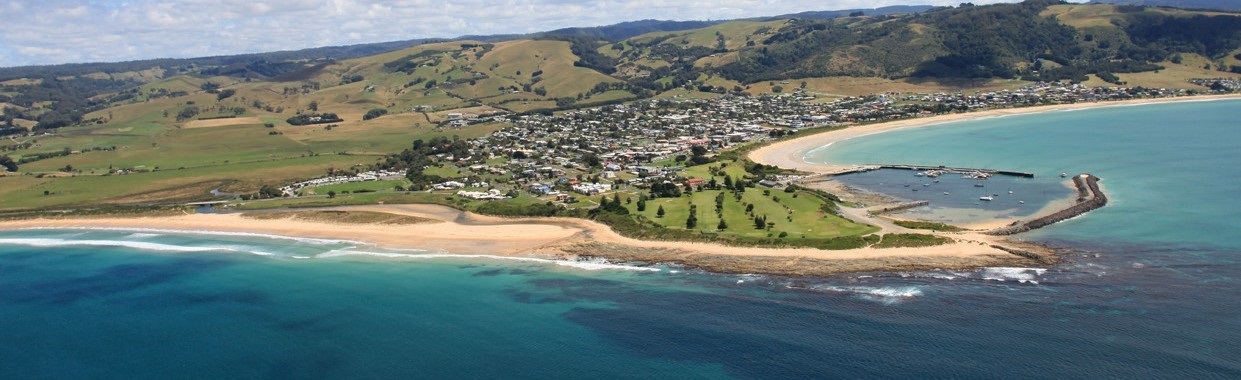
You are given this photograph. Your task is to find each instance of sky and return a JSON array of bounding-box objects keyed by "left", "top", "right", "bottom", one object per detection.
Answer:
[{"left": 0, "top": 0, "right": 1030, "bottom": 68}]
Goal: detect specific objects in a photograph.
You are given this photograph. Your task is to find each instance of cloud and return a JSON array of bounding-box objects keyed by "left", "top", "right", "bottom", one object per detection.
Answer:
[{"left": 0, "top": 0, "right": 1025, "bottom": 67}]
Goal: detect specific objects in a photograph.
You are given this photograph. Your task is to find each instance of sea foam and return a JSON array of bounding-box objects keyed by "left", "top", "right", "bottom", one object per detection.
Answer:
[
  {"left": 0, "top": 238, "right": 235, "bottom": 253},
  {"left": 17, "top": 227, "right": 354, "bottom": 245},
  {"left": 805, "top": 285, "right": 924, "bottom": 304},
  {"left": 317, "top": 250, "right": 660, "bottom": 272},
  {"left": 979, "top": 267, "right": 1047, "bottom": 284}
]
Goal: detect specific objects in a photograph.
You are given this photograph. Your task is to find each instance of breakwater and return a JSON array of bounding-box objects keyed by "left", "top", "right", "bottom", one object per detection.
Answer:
[
  {"left": 987, "top": 174, "right": 1107, "bottom": 236},
  {"left": 870, "top": 201, "right": 930, "bottom": 215},
  {"left": 876, "top": 164, "right": 1036, "bottom": 178}
]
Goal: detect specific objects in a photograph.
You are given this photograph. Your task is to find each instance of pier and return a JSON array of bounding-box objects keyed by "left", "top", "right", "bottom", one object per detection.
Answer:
[{"left": 986, "top": 174, "right": 1108, "bottom": 236}]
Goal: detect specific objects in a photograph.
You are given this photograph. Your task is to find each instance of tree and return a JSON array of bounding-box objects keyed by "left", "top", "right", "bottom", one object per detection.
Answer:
[
  {"left": 327, "top": 191, "right": 337, "bottom": 198},
  {"left": 0, "top": 155, "right": 16, "bottom": 172},
  {"left": 656, "top": 205, "right": 665, "bottom": 218},
  {"left": 685, "top": 209, "right": 697, "bottom": 229},
  {"left": 308, "top": 101, "right": 319, "bottom": 111},
  {"left": 216, "top": 89, "right": 236, "bottom": 100},
  {"left": 637, "top": 197, "right": 647, "bottom": 212},
  {"left": 754, "top": 215, "right": 766, "bottom": 229},
  {"left": 583, "top": 153, "right": 602, "bottom": 168},
  {"left": 259, "top": 185, "right": 282, "bottom": 198},
  {"left": 717, "top": 219, "right": 728, "bottom": 230}
]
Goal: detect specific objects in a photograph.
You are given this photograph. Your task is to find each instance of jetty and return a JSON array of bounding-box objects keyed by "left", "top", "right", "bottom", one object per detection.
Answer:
[{"left": 986, "top": 174, "right": 1107, "bottom": 235}]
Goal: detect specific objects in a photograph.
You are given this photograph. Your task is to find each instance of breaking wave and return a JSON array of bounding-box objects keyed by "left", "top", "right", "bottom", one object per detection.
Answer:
[
  {"left": 0, "top": 238, "right": 236, "bottom": 253},
  {"left": 796, "top": 284, "right": 924, "bottom": 304},
  {"left": 17, "top": 227, "right": 353, "bottom": 245},
  {"left": 979, "top": 267, "right": 1047, "bottom": 284},
  {"left": 317, "top": 250, "right": 660, "bottom": 272}
]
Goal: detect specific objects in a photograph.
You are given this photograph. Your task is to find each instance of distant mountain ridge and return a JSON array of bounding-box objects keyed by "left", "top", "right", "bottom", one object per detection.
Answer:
[
  {"left": 0, "top": 5, "right": 939, "bottom": 78},
  {"left": 4, "top": 0, "right": 1241, "bottom": 136}
]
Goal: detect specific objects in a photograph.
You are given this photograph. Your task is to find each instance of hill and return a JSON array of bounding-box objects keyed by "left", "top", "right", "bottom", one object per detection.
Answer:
[{"left": 709, "top": 0, "right": 1241, "bottom": 82}]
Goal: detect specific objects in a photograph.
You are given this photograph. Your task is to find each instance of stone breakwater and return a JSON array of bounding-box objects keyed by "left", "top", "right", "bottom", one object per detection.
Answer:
[{"left": 987, "top": 174, "right": 1108, "bottom": 236}]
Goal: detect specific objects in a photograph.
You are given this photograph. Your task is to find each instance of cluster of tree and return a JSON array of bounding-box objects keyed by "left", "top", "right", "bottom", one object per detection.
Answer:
[
  {"left": 546, "top": 35, "right": 619, "bottom": 75},
  {"left": 1125, "top": 14, "right": 1241, "bottom": 59},
  {"left": 200, "top": 60, "right": 312, "bottom": 79},
  {"left": 0, "top": 155, "right": 17, "bottom": 172},
  {"left": 363, "top": 108, "right": 389, "bottom": 120},
  {"left": 385, "top": 50, "right": 448, "bottom": 74},
  {"left": 286, "top": 113, "right": 343, "bottom": 126},
  {"left": 175, "top": 106, "right": 200, "bottom": 121},
  {"left": 648, "top": 181, "right": 683, "bottom": 198},
  {"left": 5, "top": 76, "right": 135, "bottom": 130},
  {"left": 376, "top": 136, "right": 472, "bottom": 190},
  {"left": 593, "top": 194, "right": 630, "bottom": 216}
]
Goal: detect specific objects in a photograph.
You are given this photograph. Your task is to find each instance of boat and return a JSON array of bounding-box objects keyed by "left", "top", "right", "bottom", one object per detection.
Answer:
[
  {"left": 915, "top": 172, "right": 926, "bottom": 177},
  {"left": 1019, "top": 201, "right": 1025, "bottom": 204},
  {"left": 923, "top": 183, "right": 931, "bottom": 187},
  {"left": 1008, "top": 191, "right": 1014, "bottom": 194},
  {"left": 980, "top": 196, "right": 994, "bottom": 201},
  {"left": 1060, "top": 172, "right": 1068, "bottom": 178},
  {"left": 943, "top": 192, "right": 950, "bottom": 195},
  {"left": 974, "top": 183, "right": 985, "bottom": 187}
]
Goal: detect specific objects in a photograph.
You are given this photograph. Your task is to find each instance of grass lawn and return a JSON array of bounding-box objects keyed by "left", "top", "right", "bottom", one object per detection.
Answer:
[{"left": 628, "top": 187, "right": 877, "bottom": 239}]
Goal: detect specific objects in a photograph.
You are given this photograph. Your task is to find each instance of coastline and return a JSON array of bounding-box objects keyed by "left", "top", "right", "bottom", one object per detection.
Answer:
[
  {"left": 0, "top": 204, "right": 1042, "bottom": 276},
  {"left": 4, "top": 94, "right": 1238, "bottom": 275}
]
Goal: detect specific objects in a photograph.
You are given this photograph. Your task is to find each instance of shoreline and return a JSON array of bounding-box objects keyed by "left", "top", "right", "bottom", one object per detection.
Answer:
[
  {"left": 0, "top": 204, "right": 1045, "bottom": 277},
  {"left": 4, "top": 94, "right": 1237, "bottom": 276}
]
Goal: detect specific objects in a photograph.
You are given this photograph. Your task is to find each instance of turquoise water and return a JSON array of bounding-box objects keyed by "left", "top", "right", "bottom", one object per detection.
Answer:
[
  {"left": 2, "top": 100, "right": 1240, "bottom": 378},
  {"left": 814, "top": 99, "right": 1241, "bottom": 248}
]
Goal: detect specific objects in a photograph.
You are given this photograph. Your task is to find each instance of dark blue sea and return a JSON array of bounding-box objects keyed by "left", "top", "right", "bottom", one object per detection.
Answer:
[{"left": 2, "top": 100, "right": 1240, "bottom": 378}]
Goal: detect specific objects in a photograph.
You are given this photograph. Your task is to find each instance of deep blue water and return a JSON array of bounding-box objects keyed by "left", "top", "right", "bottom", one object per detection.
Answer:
[{"left": 2, "top": 100, "right": 1241, "bottom": 379}]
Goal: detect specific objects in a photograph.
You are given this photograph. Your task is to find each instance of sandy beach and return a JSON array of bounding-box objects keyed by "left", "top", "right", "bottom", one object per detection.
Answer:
[
  {"left": 5, "top": 95, "right": 1237, "bottom": 275},
  {"left": 0, "top": 202, "right": 1040, "bottom": 276}
]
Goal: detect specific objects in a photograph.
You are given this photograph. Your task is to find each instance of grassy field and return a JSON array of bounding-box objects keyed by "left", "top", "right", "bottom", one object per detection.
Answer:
[
  {"left": 0, "top": 154, "right": 364, "bottom": 210},
  {"left": 625, "top": 187, "right": 876, "bottom": 239}
]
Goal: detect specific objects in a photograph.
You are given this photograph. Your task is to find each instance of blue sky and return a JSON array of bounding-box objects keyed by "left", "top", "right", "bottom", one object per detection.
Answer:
[{"left": 0, "top": 0, "right": 1030, "bottom": 67}]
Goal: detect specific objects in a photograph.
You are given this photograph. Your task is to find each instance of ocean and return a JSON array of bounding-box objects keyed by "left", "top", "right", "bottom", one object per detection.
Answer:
[{"left": 2, "top": 100, "right": 1240, "bottom": 379}]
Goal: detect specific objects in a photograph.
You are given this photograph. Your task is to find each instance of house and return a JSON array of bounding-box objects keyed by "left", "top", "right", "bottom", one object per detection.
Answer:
[{"left": 529, "top": 184, "right": 553, "bottom": 195}]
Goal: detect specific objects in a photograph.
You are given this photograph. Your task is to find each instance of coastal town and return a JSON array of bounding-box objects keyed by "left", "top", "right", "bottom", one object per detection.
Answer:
[{"left": 282, "top": 80, "right": 1211, "bottom": 203}]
